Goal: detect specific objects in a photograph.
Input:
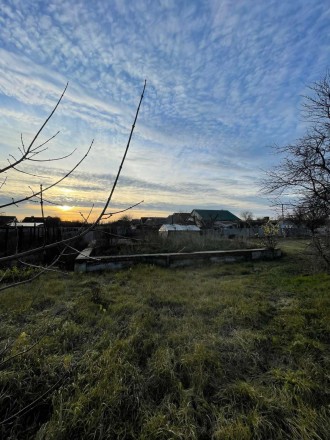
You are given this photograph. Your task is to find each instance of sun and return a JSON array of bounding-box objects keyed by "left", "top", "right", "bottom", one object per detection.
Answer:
[{"left": 60, "top": 205, "right": 71, "bottom": 212}]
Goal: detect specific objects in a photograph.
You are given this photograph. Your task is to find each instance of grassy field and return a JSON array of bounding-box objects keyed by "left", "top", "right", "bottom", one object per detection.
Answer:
[{"left": 0, "top": 239, "right": 329, "bottom": 439}]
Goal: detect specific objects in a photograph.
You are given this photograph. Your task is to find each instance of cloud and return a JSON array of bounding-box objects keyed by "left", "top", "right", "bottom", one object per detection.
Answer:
[{"left": 1, "top": 0, "right": 330, "bottom": 218}]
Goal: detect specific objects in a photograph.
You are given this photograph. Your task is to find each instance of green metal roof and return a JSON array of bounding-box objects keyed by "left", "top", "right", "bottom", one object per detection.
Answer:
[{"left": 191, "top": 209, "right": 241, "bottom": 222}]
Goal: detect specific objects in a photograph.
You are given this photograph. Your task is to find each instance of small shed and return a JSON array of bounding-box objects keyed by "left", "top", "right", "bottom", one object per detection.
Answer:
[
  {"left": 8, "top": 222, "right": 44, "bottom": 228},
  {"left": 159, "top": 224, "right": 200, "bottom": 238}
]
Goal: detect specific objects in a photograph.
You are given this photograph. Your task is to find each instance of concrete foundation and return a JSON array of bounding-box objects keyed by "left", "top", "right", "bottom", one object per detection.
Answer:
[{"left": 74, "top": 248, "right": 281, "bottom": 273}]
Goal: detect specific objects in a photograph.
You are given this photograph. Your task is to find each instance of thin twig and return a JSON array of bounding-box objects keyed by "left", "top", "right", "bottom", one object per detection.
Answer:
[
  {"left": 99, "top": 229, "right": 143, "bottom": 241},
  {"left": 0, "top": 268, "right": 10, "bottom": 283},
  {"left": 29, "top": 149, "right": 77, "bottom": 162},
  {"left": 0, "top": 336, "right": 45, "bottom": 368},
  {"left": 0, "top": 141, "right": 94, "bottom": 209},
  {"left": 28, "top": 130, "right": 60, "bottom": 154},
  {"left": 40, "top": 184, "right": 47, "bottom": 248},
  {"left": 20, "top": 133, "right": 26, "bottom": 153},
  {"left": 0, "top": 339, "right": 12, "bottom": 358},
  {"left": 0, "top": 374, "right": 67, "bottom": 425},
  {"left": 65, "top": 244, "right": 101, "bottom": 261},
  {"left": 79, "top": 203, "right": 94, "bottom": 223},
  {"left": 0, "top": 176, "right": 7, "bottom": 190},
  {"left": 18, "top": 259, "right": 67, "bottom": 275},
  {"left": 0, "top": 83, "right": 69, "bottom": 175},
  {"left": 0, "top": 249, "right": 65, "bottom": 292},
  {"left": 102, "top": 200, "right": 144, "bottom": 219},
  {"left": 11, "top": 166, "right": 47, "bottom": 179}
]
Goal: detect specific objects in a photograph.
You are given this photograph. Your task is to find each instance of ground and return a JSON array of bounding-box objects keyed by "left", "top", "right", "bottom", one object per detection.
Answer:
[{"left": 0, "top": 239, "right": 329, "bottom": 439}]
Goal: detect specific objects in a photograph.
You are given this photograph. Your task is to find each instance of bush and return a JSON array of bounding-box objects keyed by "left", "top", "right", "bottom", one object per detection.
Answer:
[{"left": 259, "top": 222, "right": 279, "bottom": 250}]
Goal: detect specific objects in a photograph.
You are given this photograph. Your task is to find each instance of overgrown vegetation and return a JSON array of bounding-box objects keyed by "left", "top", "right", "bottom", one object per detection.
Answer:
[
  {"left": 0, "top": 266, "right": 39, "bottom": 283},
  {"left": 95, "top": 233, "right": 257, "bottom": 256},
  {"left": 0, "top": 240, "right": 329, "bottom": 439},
  {"left": 258, "top": 221, "right": 280, "bottom": 250}
]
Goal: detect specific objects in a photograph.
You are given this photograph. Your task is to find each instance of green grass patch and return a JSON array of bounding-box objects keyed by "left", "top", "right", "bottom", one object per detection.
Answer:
[{"left": 0, "top": 239, "right": 329, "bottom": 439}]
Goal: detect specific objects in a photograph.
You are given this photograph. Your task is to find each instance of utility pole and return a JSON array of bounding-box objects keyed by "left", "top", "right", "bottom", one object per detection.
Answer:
[{"left": 271, "top": 202, "right": 292, "bottom": 220}]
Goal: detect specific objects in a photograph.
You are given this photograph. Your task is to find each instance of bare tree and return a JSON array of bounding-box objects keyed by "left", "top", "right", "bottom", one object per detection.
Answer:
[
  {"left": 263, "top": 72, "right": 330, "bottom": 269},
  {"left": 264, "top": 73, "right": 330, "bottom": 208},
  {"left": 290, "top": 198, "right": 328, "bottom": 233},
  {"left": 240, "top": 210, "right": 254, "bottom": 225},
  {"left": 0, "top": 80, "right": 147, "bottom": 289}
]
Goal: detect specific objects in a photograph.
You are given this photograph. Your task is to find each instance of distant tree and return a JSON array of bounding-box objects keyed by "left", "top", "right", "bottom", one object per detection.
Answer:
[
  {"left": 290, "top": 198, "right": 328, "bottom": 233},
  {"left": 263, "top": 72, "right": 330, "bottom": 269},
  {"left": 119, "top": 214, "right": 132, "bottom": 224},
  {"left": 240, "top": 210, "right": 254, "bottom": 225},
  {"left": 111, "top": 214, "right": 132, "bottom": 236}
]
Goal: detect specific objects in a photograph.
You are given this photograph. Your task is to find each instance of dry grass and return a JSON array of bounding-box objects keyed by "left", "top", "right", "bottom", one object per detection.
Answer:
[
  {"left": 95, "top": 233, "right": 257, "bottom": 256},
  {"left": 0, "top": 239, "right": 329, "bottom": 439}
]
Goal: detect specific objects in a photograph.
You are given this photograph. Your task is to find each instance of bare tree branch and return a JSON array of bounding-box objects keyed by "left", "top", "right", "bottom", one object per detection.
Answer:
[
  {"left": 0, "top": 176, "right": 7, "bottom": 190},
  {"left": 0, "top": 140, "right": 93, "bottom": 209},
  {"left": 0, "top": 83, "right": 69, "bottom": 175},
  {"left": 79, "top": 204, "right": 94, "bottom": 223},
  {"left": 0, "top": 336, "right": 46, "bottom": 368},
  {"left": 18, "top": 259, "right": 67, "bottom": 275},
  {"left": 0, "top": 80, "right": 147, "bottom": 283},
  {"left": 102, "top": 200, "right": 144, "bottom": 219},
  {"left": 10, "top": 166, "right": 48, "bottom": 179},
  {"left": 0, "top": 248, "right": 66, "bottom": 292},
  {"left": 0, "top": 374, "right": 67, "bottom": 425}
]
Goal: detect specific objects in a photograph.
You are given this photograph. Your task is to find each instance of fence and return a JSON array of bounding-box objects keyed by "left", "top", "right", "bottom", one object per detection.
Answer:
[{"left": 202, "top": 227, "right": 311, "bottom": 239}]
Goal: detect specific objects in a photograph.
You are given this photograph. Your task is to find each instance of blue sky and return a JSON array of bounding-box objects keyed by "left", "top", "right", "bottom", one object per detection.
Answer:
[{"left": 1, "top": 0, "right": 329, "bottom": 221}]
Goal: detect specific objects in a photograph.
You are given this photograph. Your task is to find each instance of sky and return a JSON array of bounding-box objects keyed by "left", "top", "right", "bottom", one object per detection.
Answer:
[{"left": 0, "top": 0, "right": 329, "bottom": 222}]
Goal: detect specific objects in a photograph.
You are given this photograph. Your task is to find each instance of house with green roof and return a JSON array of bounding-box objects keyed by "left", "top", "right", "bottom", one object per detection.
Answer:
[{"left": 190, "top": 209, "right": 241, "bottom": 229}]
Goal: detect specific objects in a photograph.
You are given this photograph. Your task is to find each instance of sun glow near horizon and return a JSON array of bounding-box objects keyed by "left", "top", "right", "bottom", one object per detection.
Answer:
[{"left": 59, "top": 205, "right": 72, "bottom": 212}]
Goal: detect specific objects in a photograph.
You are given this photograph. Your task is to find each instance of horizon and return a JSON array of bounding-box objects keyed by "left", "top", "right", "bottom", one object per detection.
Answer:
[{"left": 2, "top": 209, "right": 276, "bottom": 224}]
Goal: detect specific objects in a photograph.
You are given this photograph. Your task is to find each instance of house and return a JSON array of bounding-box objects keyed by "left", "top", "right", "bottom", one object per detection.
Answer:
[
  {"left": 166, "top": 212, "right": 192, "bottom": 225},
  {"left": 190, "top": 209, "right": 241, "bottom": 229},
  {"left": 22, "top": 216, "right": 44, "bottom": 223},
  {"left": 140, "top": 217, "right": 168, "bottom": 226},
  {"left": 140, "top": 217, "right": 168, "bottom": 232},
  {"left": 278, "top": 219, "right": 295, "bottom": 230},
  {"left": 22, "top": 216, "right": 61, "bottom": 226},
  {"left": 159, "top": 224, "right": 200, "bottom": 238},
  {"left": 0, "top": 215, "right": 17, "bottom": 226}
]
